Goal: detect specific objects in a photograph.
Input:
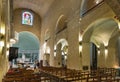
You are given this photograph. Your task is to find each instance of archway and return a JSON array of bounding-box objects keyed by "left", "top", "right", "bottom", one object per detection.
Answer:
[
  {"left": 82, "top": 18, "right": 119, "bottom": 69},
  {"left": 12, "top": 31, "right": 40, "bottom": 67},
  {"left": 43, "top": 46, "right": 50, "bottom": 66},
  {"left": 54, "top": 39, "right": 68, "bottom": 67},
  {"left": 109, "top": 29, "right": 120, "bottom": 68},
  {"left": 90, "top": 42, "right": 97, "bottom": 70},
  {"left": 55, "top": 15, "right": 67, "bottom": 34}
]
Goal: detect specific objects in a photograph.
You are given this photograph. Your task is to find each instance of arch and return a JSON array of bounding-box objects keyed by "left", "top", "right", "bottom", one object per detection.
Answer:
[
  {"left": 55, "top": 15, "right": 67, "bottom": 34},
  {"left": 12, "top": 31, "right": 40, "bottom": 51},
  {"left": 82, "top": 18, "right": 119, "bottom": 47},
  {"left": 54, "top": 38, "right": 68, "bottom": 67},
  {"left": 81, "top": 17, "right": 119, "bottom": 68},
  {"left": 108, "top": 29, "right": 120, "bottom": 67},
  {"left": 12, "top": 31, "right": 40, "bottom": 66},
  {"left": 56, "top": 39, "right": 68, "bottom": 50}
]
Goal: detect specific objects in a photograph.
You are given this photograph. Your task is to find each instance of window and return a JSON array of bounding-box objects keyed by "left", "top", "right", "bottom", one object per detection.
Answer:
[{"left": 22, "top": 11, "right": 33, "bottom": 26}]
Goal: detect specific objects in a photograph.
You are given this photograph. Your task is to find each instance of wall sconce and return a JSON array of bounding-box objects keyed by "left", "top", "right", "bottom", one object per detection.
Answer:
[
  {"left": 0, "top": 33, "right": 4, "bottom": 40},
  {"left": 0, "top": 33, "right": 4, "bottom": 47},
  {"left": 105, "top": 46, "right": 108, "bottom": 59},
  {"left": 64, "top": 55, "right": 67, "bottom": 60},
  {"left": 6, "top": 43, "right": 10, "bottom": 57},
  {"left": 97, "top": 48, "right": 100, "bottom": 55},
  {"left": 61, "top": 50, "right": 64, "bottom": 55},
  {"left": 54, "top": 49, "right": 56, "bottom": 57},
  {"left": 64, "top": 51, "right": 67, "bottom": 55},
  {"left": 0, "top": 41, "right": 4, "bottom": 47},
  {"left": 79, "top": 41, "right": 82, "bottom": 57}
]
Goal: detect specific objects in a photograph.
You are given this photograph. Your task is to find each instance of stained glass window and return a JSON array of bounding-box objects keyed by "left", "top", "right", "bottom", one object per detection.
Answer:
[{"left": 22, "top": 11, "right": 33, "bottom": 25}]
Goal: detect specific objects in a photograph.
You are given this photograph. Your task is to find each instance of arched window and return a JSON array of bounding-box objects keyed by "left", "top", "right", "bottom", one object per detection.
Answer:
[{"left": 22, "top": 11, "right": 33, "bottom": 25}]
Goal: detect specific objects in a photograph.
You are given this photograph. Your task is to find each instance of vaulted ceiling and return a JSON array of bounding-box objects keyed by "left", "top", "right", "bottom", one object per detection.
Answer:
[
  {"left": 83, "top": 18, "right": 119, "bottom": 47},
  {"left": 13, "top": 0, "right": 120, "bottom": 49},
  {"left": 13, "top": 0, "right": 55, "bottom": 18},
  {"left": 13, "top": 0, "right": 56, "bottom": 51}
]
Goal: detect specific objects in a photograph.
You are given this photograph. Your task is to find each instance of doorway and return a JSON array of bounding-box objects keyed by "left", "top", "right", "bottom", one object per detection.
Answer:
[{"left": 90, "top": 42, "right": 97, "bottom": 70}]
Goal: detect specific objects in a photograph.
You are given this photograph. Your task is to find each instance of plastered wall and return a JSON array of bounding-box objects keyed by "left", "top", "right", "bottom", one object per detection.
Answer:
[
  {"left": 13, "top": 9, "right": 41, "bottom": 40},
  {"left": 12, "top": 1, "right": 119, "bottom": 71}
]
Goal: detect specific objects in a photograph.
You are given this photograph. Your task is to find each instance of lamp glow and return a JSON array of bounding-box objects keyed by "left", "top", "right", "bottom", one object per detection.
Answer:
[
  {"left": 1, "top": 23, "right": 5, "bottom": 35},
  {"left": 104, "top": 46, "right": 108, "bottom": 59},
  {"left": 0, "top": 41, "right": 4, "bottom": 47}
]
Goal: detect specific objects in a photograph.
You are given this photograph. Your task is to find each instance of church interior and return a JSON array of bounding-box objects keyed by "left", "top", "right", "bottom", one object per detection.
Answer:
[{"left": 1, "top": 0, "right": 120, "bottom": 82}]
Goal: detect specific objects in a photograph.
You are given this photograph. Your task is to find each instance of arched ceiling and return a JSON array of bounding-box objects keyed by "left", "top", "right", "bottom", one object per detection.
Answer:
[
  {"left": 13, "top": 0, "right": 55, "bottom": 18},
  {"left": 12, "top": 31, "right": 40, "bottom": 51},
  {"left": 91, "top": 19, "right": 118, "bottom": 46},
  {"left": 83, "top": 18, "right": 119, "bottom": 47}
]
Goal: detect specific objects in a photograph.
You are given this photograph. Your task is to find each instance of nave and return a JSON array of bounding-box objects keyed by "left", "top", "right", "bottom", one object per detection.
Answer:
[{"left": 1, "top": 0, "right": 120, "bottom": 82}]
